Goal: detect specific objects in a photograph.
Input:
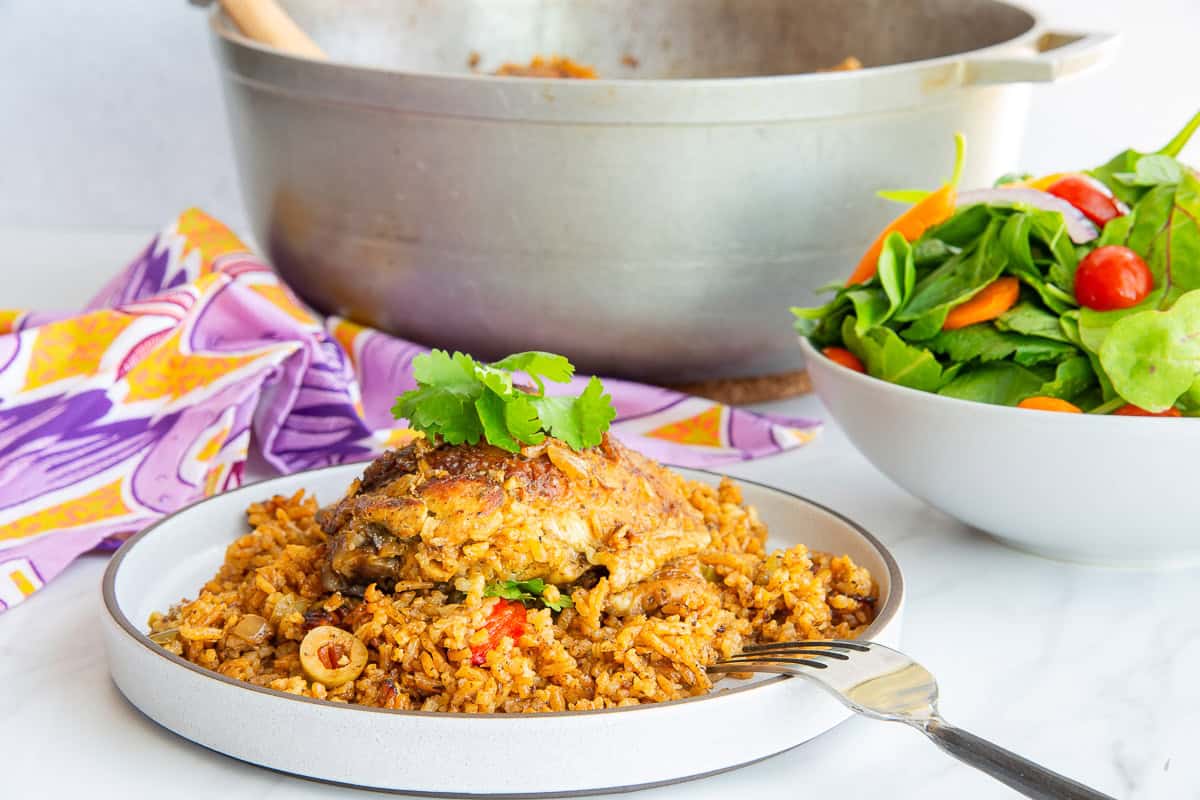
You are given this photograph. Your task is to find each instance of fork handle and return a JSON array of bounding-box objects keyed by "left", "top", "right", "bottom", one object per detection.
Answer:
[{"left": 921, "top": 717, "right": 1116, "bottom": 800}]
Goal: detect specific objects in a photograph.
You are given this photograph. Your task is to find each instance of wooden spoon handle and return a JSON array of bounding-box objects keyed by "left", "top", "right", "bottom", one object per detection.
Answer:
[{"left": 219, "top": 0, "right": 325, "bottom": 60}]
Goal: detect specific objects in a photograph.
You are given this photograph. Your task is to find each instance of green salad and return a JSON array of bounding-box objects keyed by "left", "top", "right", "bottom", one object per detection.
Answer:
[{"left": 794, "top": 112, "right": 1200, "bottom": 416}]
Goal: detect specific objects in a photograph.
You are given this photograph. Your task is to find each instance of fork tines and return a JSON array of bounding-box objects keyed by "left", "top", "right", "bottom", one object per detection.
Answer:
[
  {"left": 707, "top": 640, "right": 873, "bottom": 672},
  {"left": 712, "top": 655, "right": 834, "bottom": 669},
  {"left": 711, "top": 640, "right": 870, "bottom": 670},
  {"left": 741, "top": 639, "right": 870, "bottom": 654}
]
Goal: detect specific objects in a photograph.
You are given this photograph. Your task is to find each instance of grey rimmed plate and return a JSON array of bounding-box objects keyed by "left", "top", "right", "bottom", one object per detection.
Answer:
[{"left": 102, "top": 465, "right": 904, "bottom": 796}]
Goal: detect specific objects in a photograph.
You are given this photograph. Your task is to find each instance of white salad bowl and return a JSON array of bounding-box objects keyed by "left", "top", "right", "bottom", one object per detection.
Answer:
[
  {"left": 102, "top": 463, "right": 903, "bottom": 796},
  {"left": 801, "top": 336, "right": 1200, "bottom": 567}
]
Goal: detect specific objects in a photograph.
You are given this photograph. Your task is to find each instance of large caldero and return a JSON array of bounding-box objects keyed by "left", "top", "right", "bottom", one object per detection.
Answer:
[{"left": 211, "top": 0, "right": 1116, "bottom": 381}]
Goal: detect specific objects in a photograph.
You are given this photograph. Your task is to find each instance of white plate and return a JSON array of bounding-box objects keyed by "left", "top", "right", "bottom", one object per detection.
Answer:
[{"left": 102, "top": 464, "right": 904, "bottom": 796}]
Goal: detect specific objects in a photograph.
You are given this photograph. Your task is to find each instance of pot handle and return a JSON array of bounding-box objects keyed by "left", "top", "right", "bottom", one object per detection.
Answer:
[{"left": 963, "top": 31, "right": 1120, "bottom": 85}]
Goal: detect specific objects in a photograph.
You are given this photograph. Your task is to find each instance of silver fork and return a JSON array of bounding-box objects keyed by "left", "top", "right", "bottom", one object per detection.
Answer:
[{"left": 709, "top": 640, "right": 1115, "bottom": 800}]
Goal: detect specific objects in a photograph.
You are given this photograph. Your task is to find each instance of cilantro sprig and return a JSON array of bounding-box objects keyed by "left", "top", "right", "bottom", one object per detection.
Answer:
[
  {"left": 484, "top": 578, "right": 573, "bottom": 611},
  {"left": 392, "top": 350, "right": 616, "bottom": 453}
]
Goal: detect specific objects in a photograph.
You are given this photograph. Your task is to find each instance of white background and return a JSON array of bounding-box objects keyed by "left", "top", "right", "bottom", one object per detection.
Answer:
[{"left": 2, "top": 0, "right": 1200, "bottom": 234}]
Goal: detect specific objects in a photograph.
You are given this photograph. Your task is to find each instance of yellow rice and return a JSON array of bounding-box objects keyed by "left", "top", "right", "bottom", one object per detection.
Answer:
[{"left": 149, "top": 477, "right": 876, "bottom": 713}]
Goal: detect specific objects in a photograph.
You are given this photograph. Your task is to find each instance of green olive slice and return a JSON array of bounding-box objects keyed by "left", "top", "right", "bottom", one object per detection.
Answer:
[
  {"left": 149, "top": 627, "right": 179, "bottom": 645},
  {"left": 299, "top": 625, "right": 368, "bottom": 688}
]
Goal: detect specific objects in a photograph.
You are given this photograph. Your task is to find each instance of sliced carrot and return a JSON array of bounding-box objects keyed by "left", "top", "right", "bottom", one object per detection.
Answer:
[
  {"left": 847, "top": 133, "right": 965, "bottom": 285},
  {"left": 822, "top": 346, "right": 865, "bottom": 373},
  {"left": 1017, "top": 397, "right": 1083, "bottom": 413},
  {"left": 942, "top": 277, "right": 1020, "bottom": 331},
  {"left": 1113, "top": 404, "right": 1182, "bottom": 417}
]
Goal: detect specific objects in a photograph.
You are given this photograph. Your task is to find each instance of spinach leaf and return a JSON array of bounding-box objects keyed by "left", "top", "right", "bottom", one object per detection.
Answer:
[
  {"left": 913, "top": 238, "right": 959, "bottom": 268},
  {"left": 792, "top": 296, "right": 842, "bottom": 338},
  {"left": 940, "top": 362, "right": 966, "bottom": 386},
  {"left": 1096, "top": 212, "right": 1134, "bottom": 247},
  {"left": 1017, "top": 272, "right": 1075, "bottom": 315},
  {"left": 1037, "top": 356, "right": 1097, "bottom": 401},
  {"left": 794, "top": 266, "right": 902, "bottom": 340},
  {"left": 812, "top": 278, "right": 848, "bottom": 294},
  {"left": 999, "top": 212, "right": 1035, "bottom": 274},
  {"left": 896, "top": 219, "right": 1007, "bottom": 322},
  {"left": 925, "top": 324, "right": 1077, "bottom": 366},
  {"left": 936, "top": 356, "right": 1090, "bottom": 406},
  {"left": 792, "top": 313, "right": 823, "bottom": 339},
  {"left": 1113, "top": 154, "right": 1184, "bottom": 187},
  {"left": 1089, "top": 349, "right": 1117, "bottom": 402},
  {"left": 902, "top": 307, "right": 952, "bottom": 341},
  {"left": 798, "top": 302, "right": 853, "bottom": 347},
  {"left": 1059, "top": 310, "right": 1082, "bottom": 347},
  {"left": 937, "top": 362, "right": 1048, "bottom": 405},
  {"left": 792, "top": 280, "right": 861, "bottom": 339},
  {"left": 1099, "top": 289, "right": 1200, "bottom": 412},
  {"left": 846, "top": 287, "right": 891, "bottom": 335},
  {"left": 795, "top": 226, "right": 923, "bottom": 342},
  {"left": 1124, "top": 184, "right": 1176, "bottom": 260},
  {"left": 994, "top": 172, "right": 1032, "bottom": 187},
  {"left": 996, "top": 302, "right": 1071, "bottom": 342},
  {"left": 1059, "top": 313, "right": 1113, "bottom": 402},
  {"left": 1160, "top": 170, "right": 1200, "bottom": 293},
  {"left": 842, "top": 316, "right": 947, "bottom": 392},
  {"left": 1029, "top": 209, "right": 1079, "bottom": 291},
  {"left": 923, "top": 204, "right": 992, "bottom": 248},
  {"left": 998, "top": 211, "right": 1077, "bottom": 302},
  {"left": 794, "top": 276, "right": 900, "bottom": 342},
  {"left": 1112, "top": 179, "right": 1200, "bottom": 296},
  {"left": 1090, "top": 110, "right": 1200, "bottom": 204},
  {"left": 876, "top": 232, "right": 916, "bottom": 327}
]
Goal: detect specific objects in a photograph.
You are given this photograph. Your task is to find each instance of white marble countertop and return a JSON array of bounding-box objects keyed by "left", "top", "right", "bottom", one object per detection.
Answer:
[{"left": 2, "top": 230, "right": 1197, "bottom": 799}]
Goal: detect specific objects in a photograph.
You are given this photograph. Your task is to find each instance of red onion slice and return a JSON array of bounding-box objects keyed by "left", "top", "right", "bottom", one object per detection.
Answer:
[{"left": 957, "top": 188, "right": 1100, "bottom": 244}]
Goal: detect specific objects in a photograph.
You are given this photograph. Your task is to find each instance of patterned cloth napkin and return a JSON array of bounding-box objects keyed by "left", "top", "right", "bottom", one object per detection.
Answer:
[{"left": 0, "top": 210, "right": 820, "bottom": 612}]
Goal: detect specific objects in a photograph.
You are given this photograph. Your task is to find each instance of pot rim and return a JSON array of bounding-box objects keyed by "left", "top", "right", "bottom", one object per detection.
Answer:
[{"left": 208, "top": 0, "right": 1076, "bottom": 123}]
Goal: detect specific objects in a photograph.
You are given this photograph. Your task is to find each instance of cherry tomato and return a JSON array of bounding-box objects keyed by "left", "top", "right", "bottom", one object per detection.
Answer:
[
  {"left": 1113, "top": 404, "right": 1182, "bottom": 417},
  {"left": 1046, "top": 175, "right": 1124, "bottom": 228},
  {"left": 1017, "top": 397, "right": 1083, "bottom": 413},
  {"left": 1074, "top": 246, "right": 1154, "bottom": 311},
  {"left": 822, "top": 347, "right": 865, "bottom": 373},
  {"left": 470, "top": 599, "right": 526, "bottom": 666}
]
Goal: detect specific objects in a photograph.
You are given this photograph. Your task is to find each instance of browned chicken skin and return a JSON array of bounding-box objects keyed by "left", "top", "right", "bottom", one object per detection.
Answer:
[{"left": 318, "top": 434, "right": 711, "bottom": 596}]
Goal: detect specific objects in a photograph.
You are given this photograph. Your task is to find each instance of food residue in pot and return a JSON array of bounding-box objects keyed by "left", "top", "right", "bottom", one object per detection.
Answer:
[
  {"left": 474, "top": 53, "right": 859, "bottom": 78},
  {"left": 493, "top": 55, "right": 598, "bottom": 79}
]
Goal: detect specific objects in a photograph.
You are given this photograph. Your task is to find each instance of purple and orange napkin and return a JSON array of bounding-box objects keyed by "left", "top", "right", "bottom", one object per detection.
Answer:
[{"left": 0, "top": 210, "right": 820, "bottom": 611}]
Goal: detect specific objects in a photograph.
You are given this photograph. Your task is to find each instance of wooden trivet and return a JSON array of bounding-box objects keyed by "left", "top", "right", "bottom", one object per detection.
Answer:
[{"left": 668, "top": 369, "right": 812, "bottom": 406}]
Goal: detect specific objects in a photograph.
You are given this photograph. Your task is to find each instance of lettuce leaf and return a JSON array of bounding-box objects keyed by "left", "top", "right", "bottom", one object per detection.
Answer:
[{"left": 1099, "top": 290, "right": 1200, "bottom": 411}]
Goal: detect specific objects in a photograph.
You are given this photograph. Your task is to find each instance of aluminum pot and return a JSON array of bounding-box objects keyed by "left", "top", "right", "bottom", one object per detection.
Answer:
[{"left": 210, "top": 0, "right": 1116, "bottom": 382}]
